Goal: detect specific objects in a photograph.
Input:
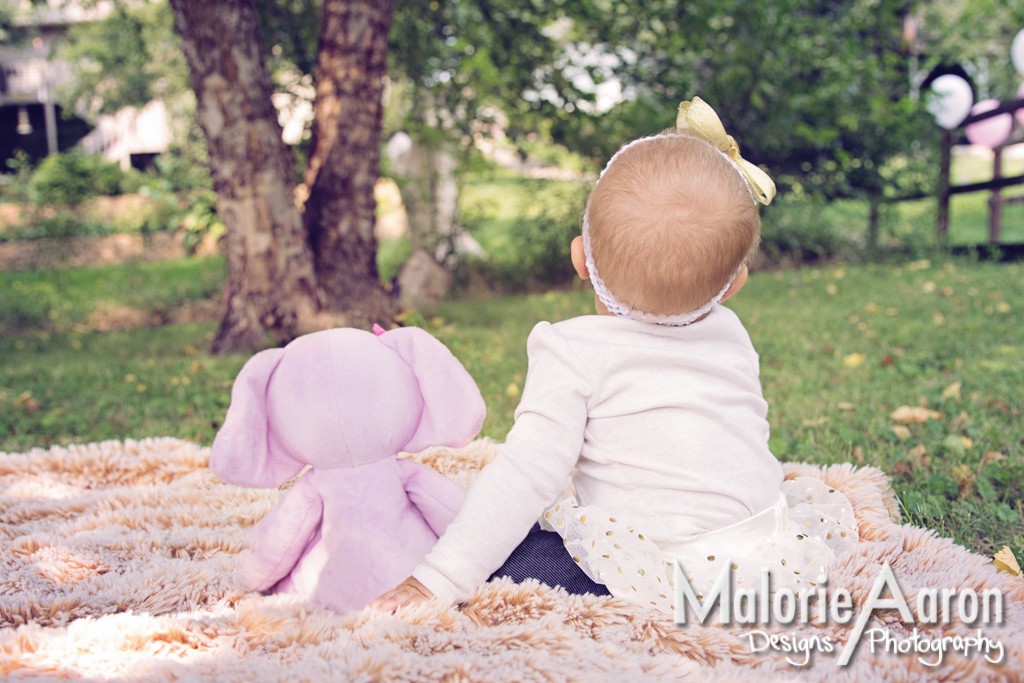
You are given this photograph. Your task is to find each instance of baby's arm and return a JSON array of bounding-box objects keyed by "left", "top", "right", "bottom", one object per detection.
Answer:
[{"left": 376, "top": 322, "right": 592, "bottom": 609}]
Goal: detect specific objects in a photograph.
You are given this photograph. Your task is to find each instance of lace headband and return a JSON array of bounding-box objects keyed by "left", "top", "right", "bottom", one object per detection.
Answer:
[{"left": 583, "top": 97, "right": 776, "bottom": 326}]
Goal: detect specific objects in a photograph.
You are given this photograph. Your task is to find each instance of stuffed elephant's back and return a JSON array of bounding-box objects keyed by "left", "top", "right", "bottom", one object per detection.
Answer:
[{"left": 291, "top": 458, "right": 440, "bottom": 613}]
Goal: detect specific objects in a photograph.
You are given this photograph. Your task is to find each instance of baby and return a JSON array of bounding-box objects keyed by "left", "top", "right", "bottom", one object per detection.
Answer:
[{"left": 374, "top": 99, "right": 857, "bottom": 613}]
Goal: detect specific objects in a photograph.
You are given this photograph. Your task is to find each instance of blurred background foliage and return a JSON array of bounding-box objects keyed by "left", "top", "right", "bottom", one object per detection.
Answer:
[{"left": 2, "top": 0, "right": 1022, "bottom": 286}]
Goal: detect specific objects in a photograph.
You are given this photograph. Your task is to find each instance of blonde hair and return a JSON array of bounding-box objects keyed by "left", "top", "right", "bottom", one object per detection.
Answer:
[{"left": 585, "top": 133, "right": 760, "bottom": 315}]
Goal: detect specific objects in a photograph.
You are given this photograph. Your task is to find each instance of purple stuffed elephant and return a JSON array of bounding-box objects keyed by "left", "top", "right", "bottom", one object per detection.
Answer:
[{"left": 210, "top": 326, "right": 485, "bottom": 613}]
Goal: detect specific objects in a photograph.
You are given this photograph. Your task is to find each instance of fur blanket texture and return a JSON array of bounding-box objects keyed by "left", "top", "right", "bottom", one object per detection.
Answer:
[{"left": 1, "top": 437, "right": 1022, "bottom": 682}]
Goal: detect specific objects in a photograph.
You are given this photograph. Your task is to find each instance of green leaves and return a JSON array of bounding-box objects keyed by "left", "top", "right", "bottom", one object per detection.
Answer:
[
  {"left": 562, "top": 0, "right": 940, "bottom": 204},
  {"left": 58, "top": 2, "right": 187, "bottom": 118}
]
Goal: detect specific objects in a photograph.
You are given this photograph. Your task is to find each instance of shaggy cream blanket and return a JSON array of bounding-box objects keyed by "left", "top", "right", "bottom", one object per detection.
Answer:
[{"left": 1, "top": 438, "right": 1021, "bottom": 681}]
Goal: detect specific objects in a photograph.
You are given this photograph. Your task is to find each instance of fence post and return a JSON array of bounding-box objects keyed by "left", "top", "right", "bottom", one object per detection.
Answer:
[
  {"left": 990, "top": 147, "right": 1002, "bottom": 244},
  {"left": 937, "top": 129, "right": 952, "bottom": 248}
]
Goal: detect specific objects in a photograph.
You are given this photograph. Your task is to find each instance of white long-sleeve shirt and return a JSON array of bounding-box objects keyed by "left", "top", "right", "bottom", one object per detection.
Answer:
[{"left": 412, "top": 306, "right": 784, "bottom": 605}]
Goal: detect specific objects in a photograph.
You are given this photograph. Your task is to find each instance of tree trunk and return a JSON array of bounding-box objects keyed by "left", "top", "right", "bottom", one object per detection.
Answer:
[
  {"left": 303, "top": 0, "right": 399, "bottom": 328},
  {"left": 169, "top": 0, "right": 319, "bottom": 353}
]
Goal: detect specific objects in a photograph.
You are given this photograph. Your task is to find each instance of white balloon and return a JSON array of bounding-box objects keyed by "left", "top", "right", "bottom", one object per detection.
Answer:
[
  {"left": 1013, "top": 29, "right": 1024, "bottom": 76},
  {"left": 926, "top": 74, "right": 974, "bottom": 130}
]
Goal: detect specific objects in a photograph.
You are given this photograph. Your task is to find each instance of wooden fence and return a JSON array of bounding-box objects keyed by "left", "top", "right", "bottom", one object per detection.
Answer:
[{"left": 938, "top": 97, "right": 1024, "bottom": 247}]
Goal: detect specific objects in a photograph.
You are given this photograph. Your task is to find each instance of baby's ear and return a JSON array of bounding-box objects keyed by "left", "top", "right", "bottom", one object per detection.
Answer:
[
  {"left": 377, "top": 327, "right": 486, "bottom": 453},
  {"left": 571, "top": 236, "right": 589, "bottom": 280},
  {"left": 718, "top": 264, "right": 749, "bottom": 304},
  {"left": 210, "top": 348, "right": 305, "bottom": 488}
]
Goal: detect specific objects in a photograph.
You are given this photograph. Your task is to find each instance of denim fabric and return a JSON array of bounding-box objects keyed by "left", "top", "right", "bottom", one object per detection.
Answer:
[{"left": 488, "top": 523, "right": 612, "bottom": 596}]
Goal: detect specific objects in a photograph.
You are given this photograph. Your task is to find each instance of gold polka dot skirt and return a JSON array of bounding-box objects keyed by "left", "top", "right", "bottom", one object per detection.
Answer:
[{"left": 539, "top": 477, "right": 859, "bottom": 614}]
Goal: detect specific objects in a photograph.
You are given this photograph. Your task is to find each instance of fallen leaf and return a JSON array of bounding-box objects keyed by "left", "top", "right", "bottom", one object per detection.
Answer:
[
  {"left": 843, "top": 353, "right": 866, "bottom": 368},
  {"left": 865, "top": 302, "right": 880, "bottom": 313},
  {"left": 826, "top": 283, "right": 838, "bottom": 295},
  {"left": 984, "top": 451, "right": 1006, "bottom": 464},
  {"left": 950, "top": 462, "right": 974, "bottom": 499},
  {"left": 997, "top": 302, "right": 1011, "bottom": 313},
  {"left": 802, "top": 416, "right": 830, "bottom": 427},
  {"left": 880, "top": 355, "right": 894, "bottom": 367},
  {"left": 932, "top": 311, "right": 946, "bottom": 325},
  {"left": 991, "top": 400, "right": 1011, "bottom": 417},
  {"left": 891, "top": 406, "right": 944, "bottom": 423},
  {"left": 852, "top": 446, "right": 864, "bottom": 463},
  {"left": 908, "top": 444, "right": 929, "bottom": 467},
  {"left": 891, "top": 425, "right": 912, "bottom": 441},
  {"left": 838, "top": 402, "right": 856, "bottom": 411},
  {"left": 504, "top": 383, "right": 520, "bottom": 399},
  {"left": 12, "top": 390, "right": 32, "bottom": 407},
  {"left": 942, "top": 434, "right": 968, "bottom": 452},
  {"left": 952, "top": 463, "right": 973, "bottom": 485},
  {"left": 23, "top": 398, "right": 39, "bottom": 414},
  {"left": 994, "top": 546, "right": 1021, "bottom": 576},
  {"left": 893, "top": 461, "right": 913, "bottom": 475},
  {"left": 922, "top": 281, "right": 937, "bottom": 293},
  {"left": 960, "top": 436, "right": 974, "bottom": 449},
  {"left": 941, "top": 381, "right": 962, "bottom": 400}
]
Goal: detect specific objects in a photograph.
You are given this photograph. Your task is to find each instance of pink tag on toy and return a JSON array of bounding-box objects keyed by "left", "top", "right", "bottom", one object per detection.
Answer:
[{"left": 372, "top": 324, "right": 386, "bottom": 337}]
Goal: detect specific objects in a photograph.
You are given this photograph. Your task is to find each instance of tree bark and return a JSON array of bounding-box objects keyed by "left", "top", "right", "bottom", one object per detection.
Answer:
[
  {"left": 169, "top": 0, "right": 319, "bottom": 353},
  {"left": 303, "top": 0, "right": 399, "bottom": 328}
]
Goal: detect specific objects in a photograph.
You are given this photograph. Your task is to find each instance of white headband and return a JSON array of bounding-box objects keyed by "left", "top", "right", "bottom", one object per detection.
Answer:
[{"left": 582, "top": 133, "right": 750, "bottom": 327}]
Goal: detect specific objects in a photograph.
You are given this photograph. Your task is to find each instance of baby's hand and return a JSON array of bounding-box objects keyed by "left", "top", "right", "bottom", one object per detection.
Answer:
[{"left": 370, "top": 576, "right": 433, "bottom": 613}]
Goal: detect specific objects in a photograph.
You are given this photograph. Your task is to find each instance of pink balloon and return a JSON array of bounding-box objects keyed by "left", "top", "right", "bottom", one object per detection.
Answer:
[{"left": 965, "top": 99, "right": 1011, "bottom": 149}]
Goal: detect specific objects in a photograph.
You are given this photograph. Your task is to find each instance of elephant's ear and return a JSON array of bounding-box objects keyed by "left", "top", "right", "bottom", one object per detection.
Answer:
[
  {"left": 210, "top": 348, "right": 305, "bottom": 488},
  {"left": 377, "top": 327, "right": 486, "bottom": 454}
]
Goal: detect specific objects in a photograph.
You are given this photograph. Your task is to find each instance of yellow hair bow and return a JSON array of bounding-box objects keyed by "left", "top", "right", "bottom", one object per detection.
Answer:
[{"left": 676, "top": 97, "right": 776, "bottom": 206}]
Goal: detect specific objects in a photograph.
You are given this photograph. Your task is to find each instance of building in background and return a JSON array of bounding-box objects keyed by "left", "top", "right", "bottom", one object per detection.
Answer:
[{"left": 1, "top": 0, "right": 170, "bottom": 171}]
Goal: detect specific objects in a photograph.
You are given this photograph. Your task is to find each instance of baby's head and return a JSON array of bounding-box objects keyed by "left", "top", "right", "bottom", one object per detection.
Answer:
[{"left": 575, "top": 132, "right": 763, "bottom": 323}]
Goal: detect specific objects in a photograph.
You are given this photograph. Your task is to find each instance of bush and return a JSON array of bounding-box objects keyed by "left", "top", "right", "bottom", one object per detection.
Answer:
[
  {"left": 178, "top": 190, "right": 224, "bottom": 253},
  {"left": 0, "top": 210, "right": 115, "bottom": 244},
  {"left": 30, "top": 152, "right": 125, "bottom": 207},
  {"left": 459, "top": 178, "right": 588, "bottom": 291},
  {"left": 758, "top": 197, "right": 865, "bottom": 265},
  {"left": 1, "top": 150, "right": 35, "bottom": 204}
]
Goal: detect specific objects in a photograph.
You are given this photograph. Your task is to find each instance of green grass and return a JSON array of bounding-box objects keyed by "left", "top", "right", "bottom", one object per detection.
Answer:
[
  {"left": 0, "top": 257, "right": 225, "bottom": 333},
  {"left": 2, "top": 256, "right": 1022, "bottom": 561},
  {"left": 946, "top": 152, "right": 1024, "bottom": 246},
  {"left": 731, "top": 260, "right": 1024, "bottom": 558},
  {"left": 2, "top": 324, "right": 248, "bottom": 447}
]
